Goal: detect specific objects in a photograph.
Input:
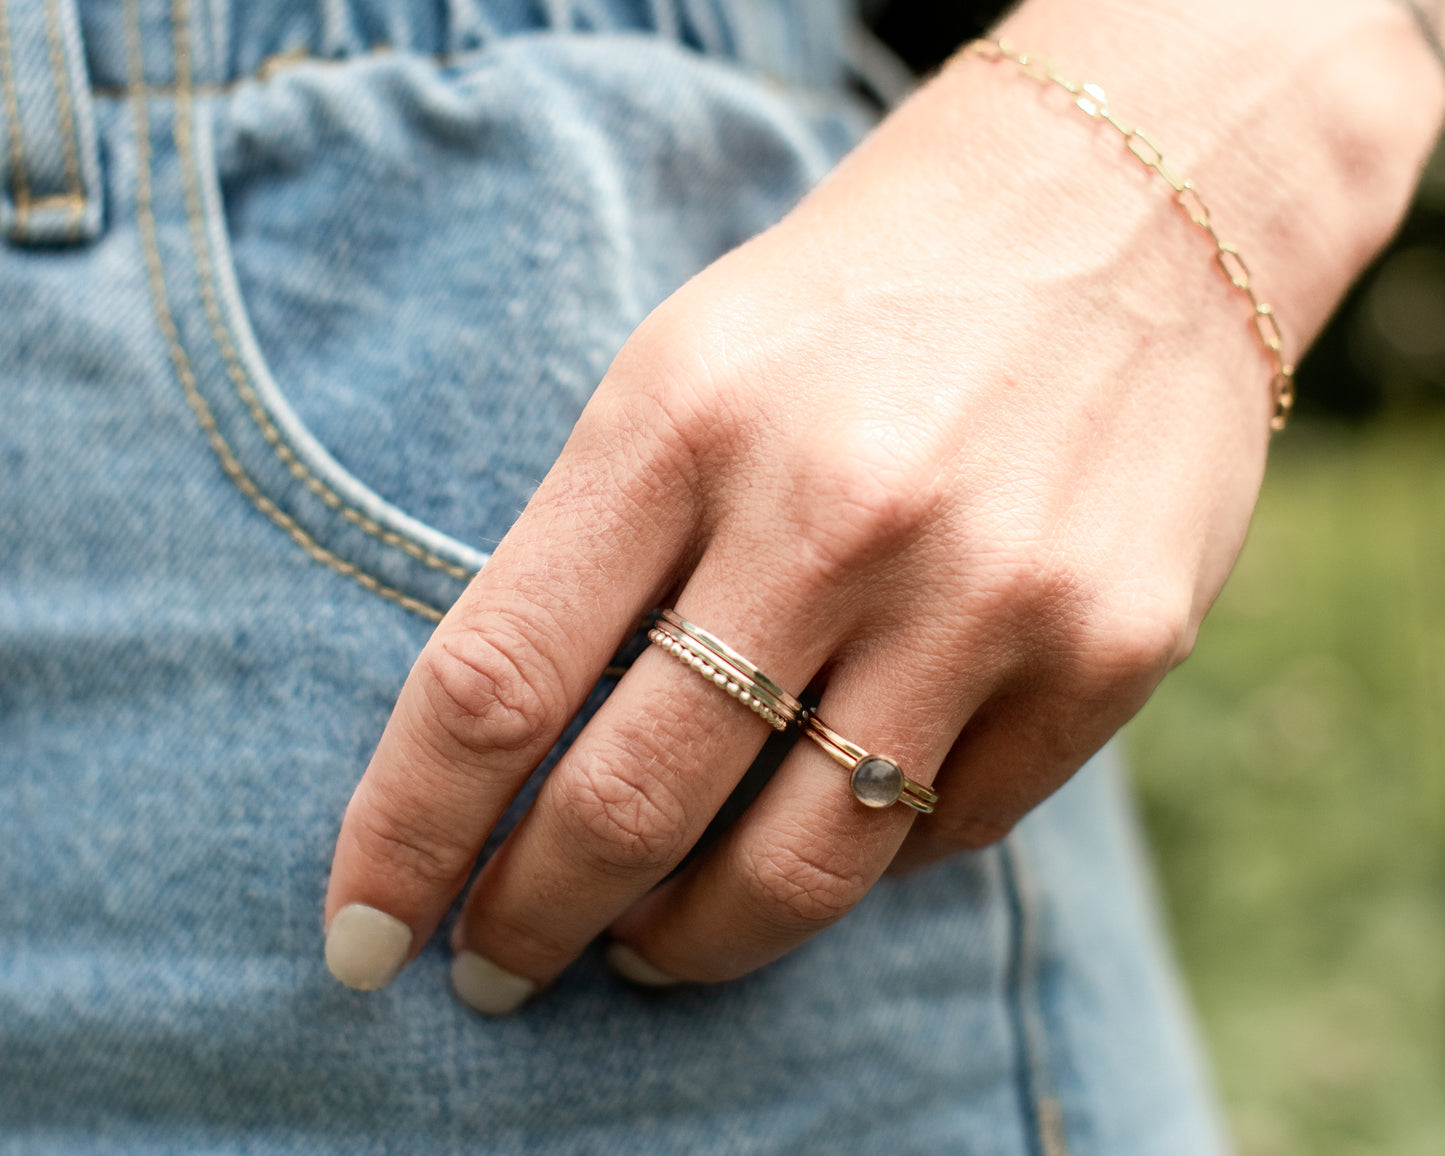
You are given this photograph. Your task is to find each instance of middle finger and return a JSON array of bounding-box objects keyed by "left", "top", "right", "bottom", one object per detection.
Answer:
[
  {"left": 447, "top": 549, "right": 847, "bottom": 1012},
  {"left": 606, "top": 622, "right": 979, "bottom": 984}
]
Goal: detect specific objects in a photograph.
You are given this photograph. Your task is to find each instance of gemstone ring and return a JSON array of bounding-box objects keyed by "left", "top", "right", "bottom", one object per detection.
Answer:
[
  {"left": 799, "top": 715, "right": 938, "bottom": 814},
  {"left": 647, "top": 607, "right": 939, "bottom": 814}
]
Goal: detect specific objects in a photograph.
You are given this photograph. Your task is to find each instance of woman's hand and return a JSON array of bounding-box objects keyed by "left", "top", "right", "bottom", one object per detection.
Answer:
[{"left": 321, "top": 0, "right": 1442, "bottom": 1009}]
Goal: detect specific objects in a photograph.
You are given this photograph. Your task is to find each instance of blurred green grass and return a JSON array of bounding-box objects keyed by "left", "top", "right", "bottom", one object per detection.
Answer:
[{"left": 1127, "top": 415, "right": 1445, "bottom": 1156}]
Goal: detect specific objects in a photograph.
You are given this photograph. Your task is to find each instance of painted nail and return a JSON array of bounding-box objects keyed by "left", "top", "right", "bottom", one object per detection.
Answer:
[
  {"left": 606, "top": 943, "right": 679, "bottom": 988},
  {"left": 450, "top": 951, "right": 536, "bottom": 1015},
  {"left": 325, "top": 903, "right": 413, "bottom": 991}
]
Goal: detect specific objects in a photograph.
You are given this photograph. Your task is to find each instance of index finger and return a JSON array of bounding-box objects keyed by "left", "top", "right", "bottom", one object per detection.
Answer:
[{"left": 322, "top": 394, "right": 693, "bottom": 990}]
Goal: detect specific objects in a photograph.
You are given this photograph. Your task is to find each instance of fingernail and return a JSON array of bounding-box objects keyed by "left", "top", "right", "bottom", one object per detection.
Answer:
[
  {"left": 450, "top": 951, "right": 536, "bottom": 1015},
  {"left": 606, "top": 943, "right": 679, "bottom": 988},
  {"left": 325, "top": 904, "right": 413, "bottom": 991}
]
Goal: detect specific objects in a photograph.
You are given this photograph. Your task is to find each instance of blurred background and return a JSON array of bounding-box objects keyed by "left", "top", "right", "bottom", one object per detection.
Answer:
[{"left": 864, "top": 4, "right": 1445, "bottom": 1154}]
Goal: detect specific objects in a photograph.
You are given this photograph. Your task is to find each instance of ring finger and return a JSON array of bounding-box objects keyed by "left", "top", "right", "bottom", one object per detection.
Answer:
[
  {"left": 605, "top": 623, "right": 986, "bottom": 985},
  {"left": 446, "top": 553, "right": 852, "bottom": 1012}
]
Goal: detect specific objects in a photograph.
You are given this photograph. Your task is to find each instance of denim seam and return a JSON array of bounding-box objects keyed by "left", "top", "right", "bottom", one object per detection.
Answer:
[
  {"left": 83, "top": 40, "right": 848, "bottom": 102},
  {"left": 88, "top": 52, "right": 408, "bottom": 100},
  {"left": 167, "top": 0, "right": 475, "bottom": 586},
  {"left": 0, "top": 0, "right": 31, "bottom": 233},
  {"left": 123, "top": 0, "right": 447, "bottom": 623},
  {"left": 41, "top": 0, "right": 87, "bottom": 239},
  {"left": 1000, "top": 839, "right": 1073, "bottom": 1156}
]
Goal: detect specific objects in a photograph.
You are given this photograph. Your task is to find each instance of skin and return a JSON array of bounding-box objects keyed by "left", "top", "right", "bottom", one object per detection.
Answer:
[{"left": 323, "top": 0, "right": 1445, "bottom": 997}]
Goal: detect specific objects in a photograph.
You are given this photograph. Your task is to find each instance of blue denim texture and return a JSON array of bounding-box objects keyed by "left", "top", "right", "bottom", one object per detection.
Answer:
[
  {"left": 0, "top": 0, "right": 104, "bottom": 242},
  {"left": 0, "top": 0, "right": 1229, "bottom": 1151}
]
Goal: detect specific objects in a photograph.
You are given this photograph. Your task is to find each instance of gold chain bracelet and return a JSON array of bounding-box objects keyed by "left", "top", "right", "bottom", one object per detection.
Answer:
[{"left": 962, "top": 38, "right": 1296, "bottom": 430}]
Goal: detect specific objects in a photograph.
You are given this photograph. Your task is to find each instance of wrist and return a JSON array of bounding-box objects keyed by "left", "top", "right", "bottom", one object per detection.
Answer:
[
  {"left": 983, "top": 0, "right": 1445, "bottom": 345},
  {"left": 767, "top": 0, "right": 1442, "bottom": 441}
]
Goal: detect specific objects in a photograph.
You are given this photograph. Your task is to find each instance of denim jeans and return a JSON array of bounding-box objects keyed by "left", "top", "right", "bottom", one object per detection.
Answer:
[{"left": 0, "top": 0, "right": 1228, "bottom": 1151}]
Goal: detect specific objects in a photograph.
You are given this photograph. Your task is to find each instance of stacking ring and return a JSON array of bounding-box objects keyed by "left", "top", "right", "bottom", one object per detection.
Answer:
[
  {"left": 800, "top": 716, "right": 939, "bottom": 814},
  {"left": 648, "top": 610, "right": 804, "bottom": 731},
  {"left": 646, "top": 608, "right": 940, "bottom": 814}
]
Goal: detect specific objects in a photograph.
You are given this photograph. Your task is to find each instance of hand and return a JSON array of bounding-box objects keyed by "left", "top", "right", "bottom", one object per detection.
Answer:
[{"left": 320, "top": 0, "right": 1441, "bottom": 1009}]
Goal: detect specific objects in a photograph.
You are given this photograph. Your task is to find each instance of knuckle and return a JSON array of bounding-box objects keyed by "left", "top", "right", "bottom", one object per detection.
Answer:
[
  {"left": 347, "top": 786, "right": 476, "bottom": 895},
  {"left": 964, "top": 536, "right": 1080, "bottom": 631},
  {"left": 600, "top": 314, "right": 741, "bottom": 464},
  {"left": 1015, "top": 554, "right": 1087, "bottom": 622},
  {"left": 780, "top": 441, "right": 943, "bottom": 578},
  {"left": 467, "top": 906, "right": 572, "bottom": 974},
  {"left": 975, "top": 546, "right": 1193, "bottom": 696},
  {"left": 1076, "top": 597, "right": 1191, "bottom": 692},
  {"left": 743, "top": 837, "right": 868, "bottom": 928},
  {"left": 552, "top": 751, "right": 692, "bottom": 878},
  {"left": 419, "top": 623, "right": 562, "bottom": 759},
  {"left": 580, "top": 374, "right": 697, "bottom": 483}
]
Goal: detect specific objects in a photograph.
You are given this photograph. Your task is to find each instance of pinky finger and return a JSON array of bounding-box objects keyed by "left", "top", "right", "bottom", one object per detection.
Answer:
[{"left": 890, "top": 683, "right": 1151, "bottom": 873}]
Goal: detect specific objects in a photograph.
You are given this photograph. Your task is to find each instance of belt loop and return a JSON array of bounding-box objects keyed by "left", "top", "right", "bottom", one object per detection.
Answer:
[{"left": 0, "top": 0, "right": 104, "bottom": 245}]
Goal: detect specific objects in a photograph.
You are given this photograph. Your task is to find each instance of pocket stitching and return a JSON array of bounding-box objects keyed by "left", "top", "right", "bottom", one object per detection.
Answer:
[
  {"left": 169, "top": 0, "right": 475, "bottom": 587},
  {"left": 125, "top": 0, "right": 447, "bottom": 623}
]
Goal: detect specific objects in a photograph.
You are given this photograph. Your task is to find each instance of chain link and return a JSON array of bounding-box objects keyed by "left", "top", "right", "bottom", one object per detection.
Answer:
[{"left": 963, "top": 38, "right": 1296, "bottom": 430}]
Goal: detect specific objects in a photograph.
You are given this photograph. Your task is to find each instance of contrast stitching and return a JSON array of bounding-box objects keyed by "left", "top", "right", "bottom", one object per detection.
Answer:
[
  {"left": 124, "top": 0, "right": 445, "bottom": 624},
  {"left": 42, "top": 0, "right": 85, "bottom": 238},
  {"left": 1037, "top": 1098, "right": 1070, "bottom": 1156},
  {"left": 0, "top": 0, "right": 32, "bottom": 231},
  {"left": 24, "top": 189, "right": 82, "bottom": 211},
  {"left": 170, "top": 28, "right": 470, "bottom": 583},
  {"left": 169, "top": 0, "right": 474, "bottom": 584}
]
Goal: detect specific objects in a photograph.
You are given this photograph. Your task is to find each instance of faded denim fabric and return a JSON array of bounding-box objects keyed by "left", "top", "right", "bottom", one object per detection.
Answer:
[{"left": 0, "top": 1, "right": 1228, "bottom": 1152}]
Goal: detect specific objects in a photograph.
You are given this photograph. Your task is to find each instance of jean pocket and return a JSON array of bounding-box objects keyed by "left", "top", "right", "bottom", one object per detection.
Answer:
[
  {"left": 136, "top": 77, "right": 497, "bottom": 619},
  {"left": 141, "top": 35, "right": 853, "bottom": 621}
]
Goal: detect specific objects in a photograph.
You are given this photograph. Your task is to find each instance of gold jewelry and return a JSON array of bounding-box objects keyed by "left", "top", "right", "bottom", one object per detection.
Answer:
[
  {"left": 648, "top": 611, "right": 804, "bottom": 731},
  {"left": 800, "top": 716, "right": 938, "bottom": 814},
  {"left": 648, "top": 609, "right": 942, "bottom": 813},
  {"left": 962, "top": 38, "right": 1296, "bottom": 430}
]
